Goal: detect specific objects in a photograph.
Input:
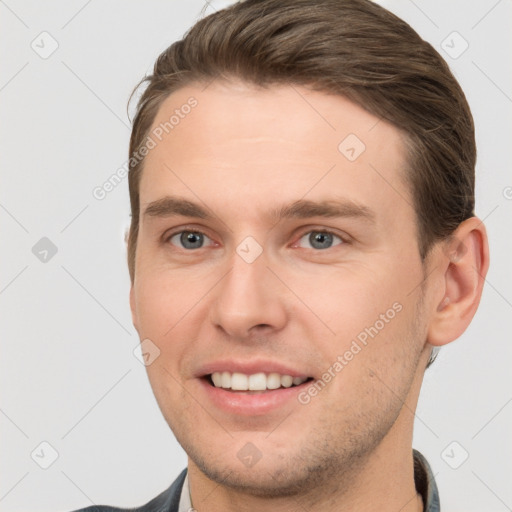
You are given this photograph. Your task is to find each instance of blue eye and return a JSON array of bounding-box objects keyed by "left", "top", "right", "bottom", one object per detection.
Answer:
[
  {"left": 169, "top": 231, "right": 212, "bottom": 250},
  {"left": 297, "top": 231, "right": 343, "bottom": 250}
]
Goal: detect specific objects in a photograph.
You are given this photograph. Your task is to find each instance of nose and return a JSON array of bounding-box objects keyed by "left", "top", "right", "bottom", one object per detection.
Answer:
[{"left": 209, "top": 248, "right": 288, "bottom": 341}]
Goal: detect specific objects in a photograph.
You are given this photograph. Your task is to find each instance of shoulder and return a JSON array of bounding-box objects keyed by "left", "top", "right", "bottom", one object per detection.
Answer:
[{"left": 69, "top": 469, "right": 187, "bottom": 512}]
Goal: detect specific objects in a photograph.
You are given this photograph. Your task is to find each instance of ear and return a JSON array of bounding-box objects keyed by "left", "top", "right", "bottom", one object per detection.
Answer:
[
  {"left": 130, "top": 284, "right": 139, "bottom": 335},
  {"left": 126, "top": 228, "right": 139, "bottom": 335},
  {"left": 427, "top": 217, "right": 490, "bottom": 346}
]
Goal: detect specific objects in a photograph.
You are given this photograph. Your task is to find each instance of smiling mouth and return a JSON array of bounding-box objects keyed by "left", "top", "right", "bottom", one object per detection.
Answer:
[{"left": 204, "top": 371, "right": 314, "bottom": 393}]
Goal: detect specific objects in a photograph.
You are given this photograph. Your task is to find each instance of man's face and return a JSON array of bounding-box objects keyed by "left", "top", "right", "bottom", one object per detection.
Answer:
[{"left": 130, "top": 80, "right": 433, "bottom": 495}]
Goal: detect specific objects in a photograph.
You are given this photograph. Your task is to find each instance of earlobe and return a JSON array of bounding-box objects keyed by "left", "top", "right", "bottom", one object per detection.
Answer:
[{"left": 427, "top": 217, "right": 489, "bottom": 347}]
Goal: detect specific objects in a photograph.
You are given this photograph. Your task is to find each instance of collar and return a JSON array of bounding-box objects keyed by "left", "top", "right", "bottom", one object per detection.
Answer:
[
  {"left": 177, "top": 473, "right": 192, "bottom": 512},
  {"left": 413, "top": 449, "right": 440, "bottom": 511}
]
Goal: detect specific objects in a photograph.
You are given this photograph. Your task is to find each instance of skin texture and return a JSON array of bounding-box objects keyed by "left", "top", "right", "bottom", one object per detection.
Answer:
[{"left": 129, "top": 80, "right": 489, "bottom": 512}]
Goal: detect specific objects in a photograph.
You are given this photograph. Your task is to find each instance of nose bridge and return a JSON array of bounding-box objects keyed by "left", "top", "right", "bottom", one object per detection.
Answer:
[{"left": 209, "top": 243, "right": 287, "bottom": 337}]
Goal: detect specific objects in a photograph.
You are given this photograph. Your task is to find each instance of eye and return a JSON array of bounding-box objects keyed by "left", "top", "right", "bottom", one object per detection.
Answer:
[
  {"left": 296, "top": 230, "right": 344, "bottom": 250},
  {"left": 168, "top": 230, "right": 214, "bottom": 250}
]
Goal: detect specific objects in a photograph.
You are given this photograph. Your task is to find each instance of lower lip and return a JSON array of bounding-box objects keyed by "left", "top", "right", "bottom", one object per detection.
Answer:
[{"left": 198, "top": 377, "right": 312, "bottom": 416}]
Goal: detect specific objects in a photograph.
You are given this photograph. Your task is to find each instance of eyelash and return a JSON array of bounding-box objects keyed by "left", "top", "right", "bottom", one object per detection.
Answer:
[
  {"left": 164, "top": 229, "right": 217, "bottom": 249},
  {"left": 294, "top": 229, "right": 347, "bottom": 249},
  {"left": 164, "top": 227, "right": 349, "bottom": 251}
]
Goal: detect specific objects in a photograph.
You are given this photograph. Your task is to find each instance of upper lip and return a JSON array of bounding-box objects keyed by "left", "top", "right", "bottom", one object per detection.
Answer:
[{"left": 195, "top": 359, "right": 313, "bottom": 379}]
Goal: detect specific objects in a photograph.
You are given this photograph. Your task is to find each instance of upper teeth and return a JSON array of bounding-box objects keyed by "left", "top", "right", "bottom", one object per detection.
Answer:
[{"left": 211, "top": 371, "right": 308, "bottom": 391}]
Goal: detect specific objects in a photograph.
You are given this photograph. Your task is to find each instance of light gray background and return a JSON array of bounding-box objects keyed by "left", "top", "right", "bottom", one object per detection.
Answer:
[{"left": 1, "top": 1, "right": 511, "bottom": 510}]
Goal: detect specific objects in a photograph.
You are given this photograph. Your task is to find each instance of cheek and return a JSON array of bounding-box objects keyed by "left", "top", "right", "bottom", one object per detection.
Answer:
[
  {"left": 299, "top": 267, "right": 402, "bottom": 337},
  {"left": 317, "top": 299, "right": 423, "bottom": 431},
  {"left": 305, "top": 261, "right": 423, "bottom": 375},
  {"left": 134, "top": 269, "right": 205, "bottom": 337},
  {"left": 344, "top": 296, "right": 424, "bottom": 396},
  {"left": 132, "top": 278, "right": 187, "bottom": 386},
  {"left": 133, "top": 269, "right": 216, "bottom": 387}
]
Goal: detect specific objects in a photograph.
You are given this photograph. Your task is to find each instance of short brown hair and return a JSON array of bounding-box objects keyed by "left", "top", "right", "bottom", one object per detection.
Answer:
[{"left": 127, "top": 0, "right": 476, "bottom": 366}]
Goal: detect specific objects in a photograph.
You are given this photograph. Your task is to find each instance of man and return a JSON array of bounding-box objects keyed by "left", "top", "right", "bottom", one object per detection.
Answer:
[{"left": 75, "top": 0, "right": 489, "bottom": 510}]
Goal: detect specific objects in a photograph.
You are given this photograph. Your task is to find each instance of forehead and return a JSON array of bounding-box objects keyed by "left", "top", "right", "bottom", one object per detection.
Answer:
[{"left": 139, "top": 80, "right": 413, "bottom": 226}]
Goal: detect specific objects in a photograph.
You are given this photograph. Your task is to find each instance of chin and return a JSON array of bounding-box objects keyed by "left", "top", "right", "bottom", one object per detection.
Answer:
[{"left": 192, "top": 456, "right": 325, "bottom": 498}]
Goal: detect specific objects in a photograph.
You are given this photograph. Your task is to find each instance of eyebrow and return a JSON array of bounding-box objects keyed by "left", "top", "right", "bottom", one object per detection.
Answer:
[
  {"left": 272, "top": 198, "right": 375, "bottom": 223},
  {"left": 144, "top": 196, "right": 211, "bottom": 219},
  {"left": 143, "top": 195, "right": 376, "bottom": 224}
]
